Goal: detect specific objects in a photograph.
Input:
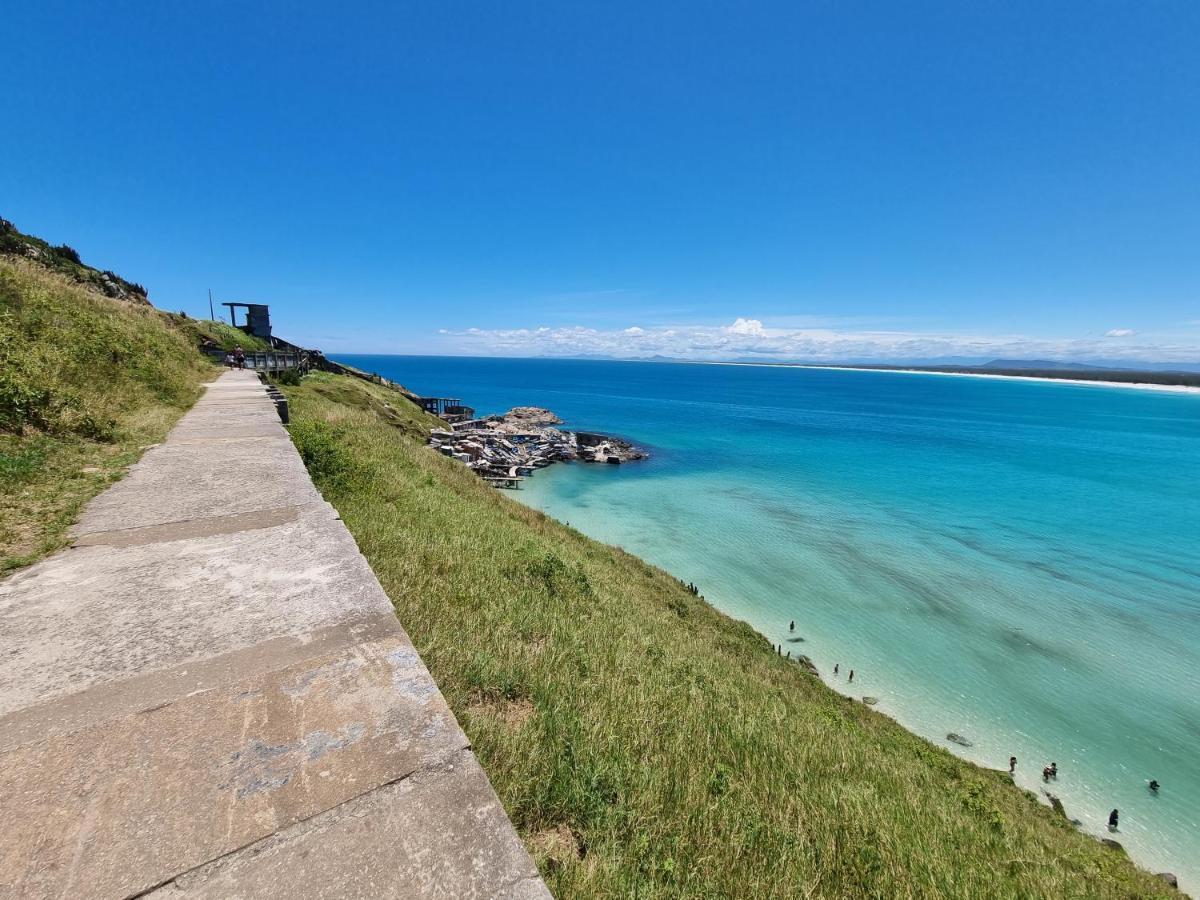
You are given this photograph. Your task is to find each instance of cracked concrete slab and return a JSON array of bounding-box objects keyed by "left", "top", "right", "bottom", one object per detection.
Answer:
[
  {"left": 0, "top": 613, "right": 405, "bottom": 753},
  {"left": 0, "top": 635, "right": 467, "bottom": 899},
  {"left": 146, "top": 749, "right": 552, "bottom": 900},
  {"left": 73, "top": 504, "right": 304, "bottom": 547},
  {"left": 72, "top": 437, "right": 321, "bottom": 535},
  {"left": 0, "top": 503, "right": 393, "bottom": 715}
]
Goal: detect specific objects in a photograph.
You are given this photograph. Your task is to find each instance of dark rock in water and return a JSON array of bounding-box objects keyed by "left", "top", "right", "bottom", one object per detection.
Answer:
[
  {"left": 1100, "top": 838, "right": 1125, "bottom": 854},
  {"left": 785, "top": 636, "right": 805, "bottom": 643},
  {"left": 946, "top": 732, "right": 973, "bottom": 747},
  {"left": 794, "top": 654, "right": 819, "bottom": 675},
  {"left": 1043, "top": 791, "right": 1067, "bottom": 818},
  {"left": 1157, "top": 873, "right": 1179, "bottom": 889},
  {"left": 862, "top": 696, "right": 879, "bottom": 705},
  {"left": 1069, "top": 818, "right": 1083, "bottom": 829}
]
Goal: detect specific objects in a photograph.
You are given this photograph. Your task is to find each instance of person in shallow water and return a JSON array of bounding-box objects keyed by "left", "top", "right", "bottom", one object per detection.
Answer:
[
  {"left": 1009, "top": 756, "right": 1017, "bottom": 775},
  {"left": 848, "top": 669, "right": 854, "bottom": 683},
  {"left": 1108, "top": 809, "right": 1119, "bottom": 830},
  {"left": 789, "top": 620, "right": 795, "bottom": 631},
  {"left": 1149, "top": 780, "right": 1160, "bottom": 793},
  {"left": 1043, "top": 765, "right": 1052, "bottom": 782},
  {"left": 1050, "top": 762, "right": 1057, "bottom": 779},
  {"left": 833, "top": 663, "right": 839, "bottom": 675}
]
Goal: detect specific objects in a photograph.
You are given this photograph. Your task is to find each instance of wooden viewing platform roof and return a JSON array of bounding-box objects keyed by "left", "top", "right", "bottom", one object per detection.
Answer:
[{"left": 414, "top": 396, "right": 475, "bottom": 418}]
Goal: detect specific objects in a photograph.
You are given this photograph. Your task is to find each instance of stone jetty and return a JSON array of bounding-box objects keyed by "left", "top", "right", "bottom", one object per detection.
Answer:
[{"left": 0, "top": 370, "right": 548, "bottom": 899}]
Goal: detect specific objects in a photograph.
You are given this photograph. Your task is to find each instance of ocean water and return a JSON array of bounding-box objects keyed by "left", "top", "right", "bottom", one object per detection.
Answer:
[{"left": 340, "top": 354, "right": 1200, "bottom": 887}]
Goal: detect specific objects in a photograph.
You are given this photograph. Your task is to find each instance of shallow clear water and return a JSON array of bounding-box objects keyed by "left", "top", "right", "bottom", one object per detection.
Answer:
[{"left": 340, "top": 355, "right": 1200, "bottom": 887}]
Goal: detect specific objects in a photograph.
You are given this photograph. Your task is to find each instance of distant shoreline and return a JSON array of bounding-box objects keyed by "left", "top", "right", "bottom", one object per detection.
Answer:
[{"left": 708, "top": 362, "right": 1200, "bottom": 395}]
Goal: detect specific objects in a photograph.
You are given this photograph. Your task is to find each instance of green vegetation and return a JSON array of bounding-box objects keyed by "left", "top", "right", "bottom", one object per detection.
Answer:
[
  {"left": 170, "top": 314, "right": 273, "bottom": 352},
  {"left": 0, "top": 257, "right": 216, "bottom": 571},
  {"left": 283, "top": 372, "right": 1173, "bottom": 899},
  {"left": 0, "top": 216, "right": 148, "bottom": 302}
]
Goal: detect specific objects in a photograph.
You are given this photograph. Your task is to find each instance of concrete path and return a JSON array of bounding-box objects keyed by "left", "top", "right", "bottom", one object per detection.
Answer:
[{"left": 0, "top": 370, "right": 549, "bottom": 899}]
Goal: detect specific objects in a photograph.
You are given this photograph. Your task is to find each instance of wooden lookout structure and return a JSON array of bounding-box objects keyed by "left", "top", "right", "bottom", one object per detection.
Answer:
[
  {"left": 414, "top": 396, "right": 476, "bottom": 424},
  {"left": 222, "top": 302, "right": 273, "bottom": 340}
]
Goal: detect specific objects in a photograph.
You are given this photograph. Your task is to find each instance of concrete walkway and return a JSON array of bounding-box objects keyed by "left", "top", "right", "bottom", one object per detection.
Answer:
[{"left": 0, "top": 370, "right": 549, "bottom": 899}]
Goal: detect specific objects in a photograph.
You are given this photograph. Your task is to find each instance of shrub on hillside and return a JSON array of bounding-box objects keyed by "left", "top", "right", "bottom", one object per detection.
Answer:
[
  {"left": 289, "top": 419, "right": 352, "bottom": 487},
  {"left": 51, "top": 244, "right": 82, "bottom": 264},
  {"left": 274, "top": 368, "right": 302, "bottom": 386}
]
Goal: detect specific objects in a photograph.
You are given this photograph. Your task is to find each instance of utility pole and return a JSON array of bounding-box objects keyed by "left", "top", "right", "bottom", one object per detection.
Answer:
[{"left": 208, "top": 289, "right": 215, "bottom": 321}]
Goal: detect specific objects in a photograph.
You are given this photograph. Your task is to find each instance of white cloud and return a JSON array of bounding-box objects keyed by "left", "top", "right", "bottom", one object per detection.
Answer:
[
  {"left": 1105, "top": 328, "right": 1136, "bottom": 337},
  {"left": 436, "top": 318, "right": 1200, "bottom": 364},
  {"left": 726, "top": 317, "right": 766, "bottom": 336}
]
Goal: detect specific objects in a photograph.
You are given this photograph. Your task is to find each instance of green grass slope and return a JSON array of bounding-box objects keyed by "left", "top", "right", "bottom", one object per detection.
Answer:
[
  {"left": 0, "top": 216, "right": 149, "bottom": 303},
  {"left": 0, "top": 257, "right": 217, "bottom": 571},
  {"left": 283, "top": 372, "right": 1174, "bottom": 899}
]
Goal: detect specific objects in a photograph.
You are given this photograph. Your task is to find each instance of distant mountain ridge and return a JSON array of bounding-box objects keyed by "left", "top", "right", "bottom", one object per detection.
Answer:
[{"left": 981, "top": 358, "right": 1110, "bottom": 371}]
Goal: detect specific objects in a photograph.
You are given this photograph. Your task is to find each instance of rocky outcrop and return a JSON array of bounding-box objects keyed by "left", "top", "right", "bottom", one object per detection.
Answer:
[
  {"left": 0, "top": 216, "right": 149, "bottom": 304},
  {"left": 946, "top": 733, "right": 973, "bottom": 747},
  {"left": 1043, "top": 791, "right": 1067, "bottom": 818},
  {"left": 501, "top": 407, "right": 563, "bottom": 427},
  {"left": 575, "top": 431, "right": 647, "bottom": 462}
]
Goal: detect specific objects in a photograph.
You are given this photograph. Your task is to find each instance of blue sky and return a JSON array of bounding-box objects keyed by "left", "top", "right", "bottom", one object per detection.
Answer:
[{"left": 3, "top": 1, "right": 1198, "bottom": 362}]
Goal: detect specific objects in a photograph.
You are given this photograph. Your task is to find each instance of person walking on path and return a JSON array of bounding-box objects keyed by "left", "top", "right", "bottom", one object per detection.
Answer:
[{"left": 234, "top": 345, "right": 246, "bottom": 369}]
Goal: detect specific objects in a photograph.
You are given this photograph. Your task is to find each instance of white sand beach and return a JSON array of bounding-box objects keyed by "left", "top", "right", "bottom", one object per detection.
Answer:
[{"left": 714, "top": 363, "right": 1200, "bottom": 395}]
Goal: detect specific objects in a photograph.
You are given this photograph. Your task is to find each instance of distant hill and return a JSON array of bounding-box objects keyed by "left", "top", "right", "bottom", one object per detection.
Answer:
[
  {"left": 0, "top": 216, "right": 149, "bottom": 304},
  {"left": 981, "top": 359, "right": 1110, "bottom": 371}
]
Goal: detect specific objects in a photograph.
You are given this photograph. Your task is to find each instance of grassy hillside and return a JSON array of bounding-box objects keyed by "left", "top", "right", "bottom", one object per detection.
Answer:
[
  {"left": 283, "top": 372, "right": 1174, "bottom": 899},
  {"left": 0, "top": 257, "right": 217, "bottom": 571},
  {"left": 173, "top": 314, "right": 274, "bottom": 352},
  {"left": 0, "top": 216, "right": 149, "bottom": 303}
]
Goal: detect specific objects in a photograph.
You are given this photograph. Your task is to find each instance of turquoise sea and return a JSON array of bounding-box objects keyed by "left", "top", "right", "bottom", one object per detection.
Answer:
[{"left": 341, "top": 355, "right": 1200, "bottom": 888}]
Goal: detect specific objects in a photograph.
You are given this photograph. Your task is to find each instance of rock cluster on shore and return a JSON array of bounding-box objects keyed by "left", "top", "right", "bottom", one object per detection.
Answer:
[{"left": 428, "top": 406, "right": 645, "bottom": 487}]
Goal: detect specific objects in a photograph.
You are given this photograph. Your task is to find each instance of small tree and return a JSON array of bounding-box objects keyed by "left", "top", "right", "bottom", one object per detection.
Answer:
[{"left": 51, "top": 244, "right": 82, "bottom": 264}]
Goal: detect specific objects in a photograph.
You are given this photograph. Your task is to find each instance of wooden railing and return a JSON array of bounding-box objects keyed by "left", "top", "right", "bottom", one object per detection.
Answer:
[{"left": 202, "top": 348, "right": 305, "bottom": 372}]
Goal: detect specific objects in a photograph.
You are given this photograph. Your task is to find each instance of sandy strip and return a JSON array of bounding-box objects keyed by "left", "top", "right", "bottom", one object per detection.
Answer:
[{"left": 708, "top": 362, "right": 1200, "bottom": 395}]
